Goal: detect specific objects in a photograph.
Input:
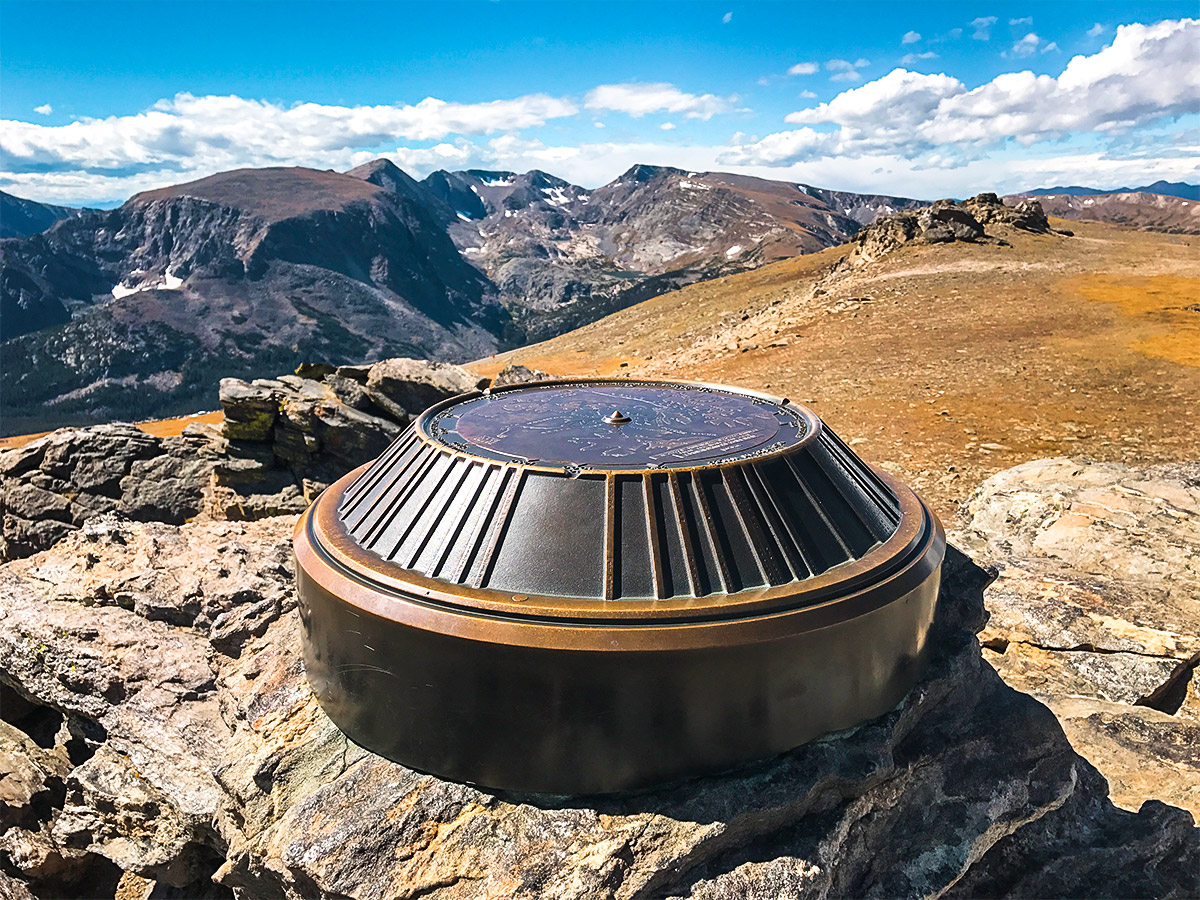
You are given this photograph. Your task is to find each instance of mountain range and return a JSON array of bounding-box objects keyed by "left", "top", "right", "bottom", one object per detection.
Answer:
[
  {"left": 0, "top": 163, "right": 920, "bottom": 433},
  {"left": 1019, "top": 181, "right": 1198, "bottom": 201},
  {"left": 1006, "top": 190, "right": 1199, "bottom": 235}
]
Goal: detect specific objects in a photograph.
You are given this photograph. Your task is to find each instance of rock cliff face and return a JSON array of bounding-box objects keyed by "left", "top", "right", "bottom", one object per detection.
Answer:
[{"left": 0, "top": 399, "right": 1197, "bottom": 897}]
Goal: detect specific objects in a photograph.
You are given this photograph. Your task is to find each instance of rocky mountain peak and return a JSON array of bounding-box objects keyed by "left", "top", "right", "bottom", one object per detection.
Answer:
[{"left": 620, "top": 163, "right": 687, "bottom": 183}]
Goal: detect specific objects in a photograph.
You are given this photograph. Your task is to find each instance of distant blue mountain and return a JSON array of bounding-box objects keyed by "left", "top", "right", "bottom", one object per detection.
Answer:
[{"left": 1021, "top": 181, "right": 1198, "bottom": 201}]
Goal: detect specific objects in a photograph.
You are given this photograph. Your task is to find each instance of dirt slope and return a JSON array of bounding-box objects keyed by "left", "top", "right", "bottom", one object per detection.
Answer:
[{"left": 473, "top": 219, "right": 1200, "bottom": 520}]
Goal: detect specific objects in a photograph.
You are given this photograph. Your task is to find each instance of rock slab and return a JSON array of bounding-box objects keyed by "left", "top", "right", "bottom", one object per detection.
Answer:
[{"left": 952, "top": 457, "right": 1200, "bottom": 818}]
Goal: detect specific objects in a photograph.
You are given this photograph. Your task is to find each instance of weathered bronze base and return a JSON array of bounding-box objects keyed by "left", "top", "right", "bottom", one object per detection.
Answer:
[{"left": 294, "top": 465, "right": 944, "bottom": 794}]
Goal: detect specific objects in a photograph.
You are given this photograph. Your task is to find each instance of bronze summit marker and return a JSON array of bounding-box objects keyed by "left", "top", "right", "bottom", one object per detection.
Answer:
[{"left": 294, "top": 379, "right": 945, "bottom": 793}]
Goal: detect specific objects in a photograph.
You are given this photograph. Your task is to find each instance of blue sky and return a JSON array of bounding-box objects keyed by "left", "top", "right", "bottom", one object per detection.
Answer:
[{"left": 2, "top": 1, "right": 1197, "bottom": 205}]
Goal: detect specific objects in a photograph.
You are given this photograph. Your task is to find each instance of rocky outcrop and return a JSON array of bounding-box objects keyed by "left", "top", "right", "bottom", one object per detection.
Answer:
[
  {"left": 959, "top": 192, "right": 1051, "bottom": 233},
  {"left": 1, "top": 497, "right": 1197, "bottom": 896},
  {"left": 214, "top": 357, "right": 486, "bottom": 519},
  {"left": 952, "top": 457, "right": 1200, "bottom": 818},
  {"left": 851, "top": 193, "right": 1054, "bottom": 263},
  {"left": 0, "top": 424, "right": 212, "bottom": 561},
  {"left": 0, "top": 357, "right": 487, "bottom": 561},
  {"left": 491, "top": 363, "right": 554, "bottom": 388}
]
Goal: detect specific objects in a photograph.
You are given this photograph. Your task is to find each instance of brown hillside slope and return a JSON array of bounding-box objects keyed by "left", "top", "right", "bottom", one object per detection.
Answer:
[{"left": 473, "top": 219, "right": 1200, "bottom": 520}]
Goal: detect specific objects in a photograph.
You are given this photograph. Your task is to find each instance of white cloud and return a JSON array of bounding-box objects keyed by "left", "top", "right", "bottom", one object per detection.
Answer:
[
  {"left": 1088, "top": 23, "right": 1105, "bottom": 37},
  {"left": 33, "top": 104, "right": 53, "bottom": 116},
  {"left": 1010, "top": 33, "right": 1041, "bottom": 56},
  {"left": 660, "top": 122, "right": 677, "bottom": 131},
  {"left": 798, "top": 90, "right": 818, "bottom": 99},
  {"left": 901, "top": 51, "right": 939, "bottom": 65},
  {"left": 788, "top": 62, "right": 819, "bottom": 75},
  {"left": 971, "top": 16, "right": 998, "bottom": 40},
  {"left": 584, "top": 83, "right": 735, "bottom": 120},
  {"left": 1010, "top": 17, "right": 1033, "bottom": 26},
  {"left": 1042, "top": 41, "right": 1059, "bottom": 53},
  {"left": 827, "top": 58, "right": 870, "bottom": 83},
  {"left": 722, "top": 11, "right": 732, "bottom": 24},
  {"left": 4, "top": 131, "right": 1197, "bottom": 207},
  {"left": 725, "top": 19, "right": 1200, "bottom": 166},
  {"left": 0, "top": 91, "right": 580, "bottom": 179},
  {"left": 4, "top": 20, "right": 1197, "bottom": 207},
  {"left": 902, "top": 31, "right": 921, "bottom": 44}
]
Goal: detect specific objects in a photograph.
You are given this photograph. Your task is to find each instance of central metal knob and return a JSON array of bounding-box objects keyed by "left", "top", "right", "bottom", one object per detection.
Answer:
[{"left": 603, "top": 409, "right": 632, "bottom": 426}]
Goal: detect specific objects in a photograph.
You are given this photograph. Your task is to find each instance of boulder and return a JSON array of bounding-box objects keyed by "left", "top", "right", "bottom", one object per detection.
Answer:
[
  {"left": 952, "top": 457, "right": 1200, "bottom": 818},
  {"left": 219, "top": 378, "right": 281, "bottom": 441},
  {"left": 920, "top": 201, "right": 985, "bottom": 243},
  {"left": 491, "top": 363, "right": 555, "bottom": 388},
  {"left": 1, "top": 508, "right": 1196, "bottom": 898},
  {"left": 364, "top": 357, "right": 488, "bottom": 421},
  {"left": 0, "top": 425, "right": 211, "bottom": 563}
]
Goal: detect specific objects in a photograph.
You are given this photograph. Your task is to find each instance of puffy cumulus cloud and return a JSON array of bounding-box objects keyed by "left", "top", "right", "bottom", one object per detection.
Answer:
[
  {"left": 660, "top": 122, "right": 677, "bottom": 131},
  {"left": 34, "top": 104, "right": 53, "bottom": 116},
  {"left": 725, "top": 19, "right": 1200, "bottom": 166},
  {"left": 584, "top": 83, "right": 736, "bottom": 120},
  {"left": 971, "top": 16, "right": 997, "bottom": 40},
  {"left": 902, "top": 31, "right": 921, "bottom": 44},
  {"left": 0, "top": 91, "right": 580, "bottom": 178},
  {"left": 785, "top": 69, "right": 964, "bottom": 135},
  {"left": 788, "top": 61, "right": 819, "bottom": 76}
]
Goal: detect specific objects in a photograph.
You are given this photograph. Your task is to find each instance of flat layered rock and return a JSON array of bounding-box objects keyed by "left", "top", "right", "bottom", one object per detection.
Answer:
[{"left": 953, "top": 457, "right": 1200, "bottom": 817}]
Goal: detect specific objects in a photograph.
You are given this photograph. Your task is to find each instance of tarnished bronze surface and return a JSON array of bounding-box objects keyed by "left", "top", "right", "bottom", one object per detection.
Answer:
[{"left": 294, "top": 379, "right": 945, "bottom": 794}]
